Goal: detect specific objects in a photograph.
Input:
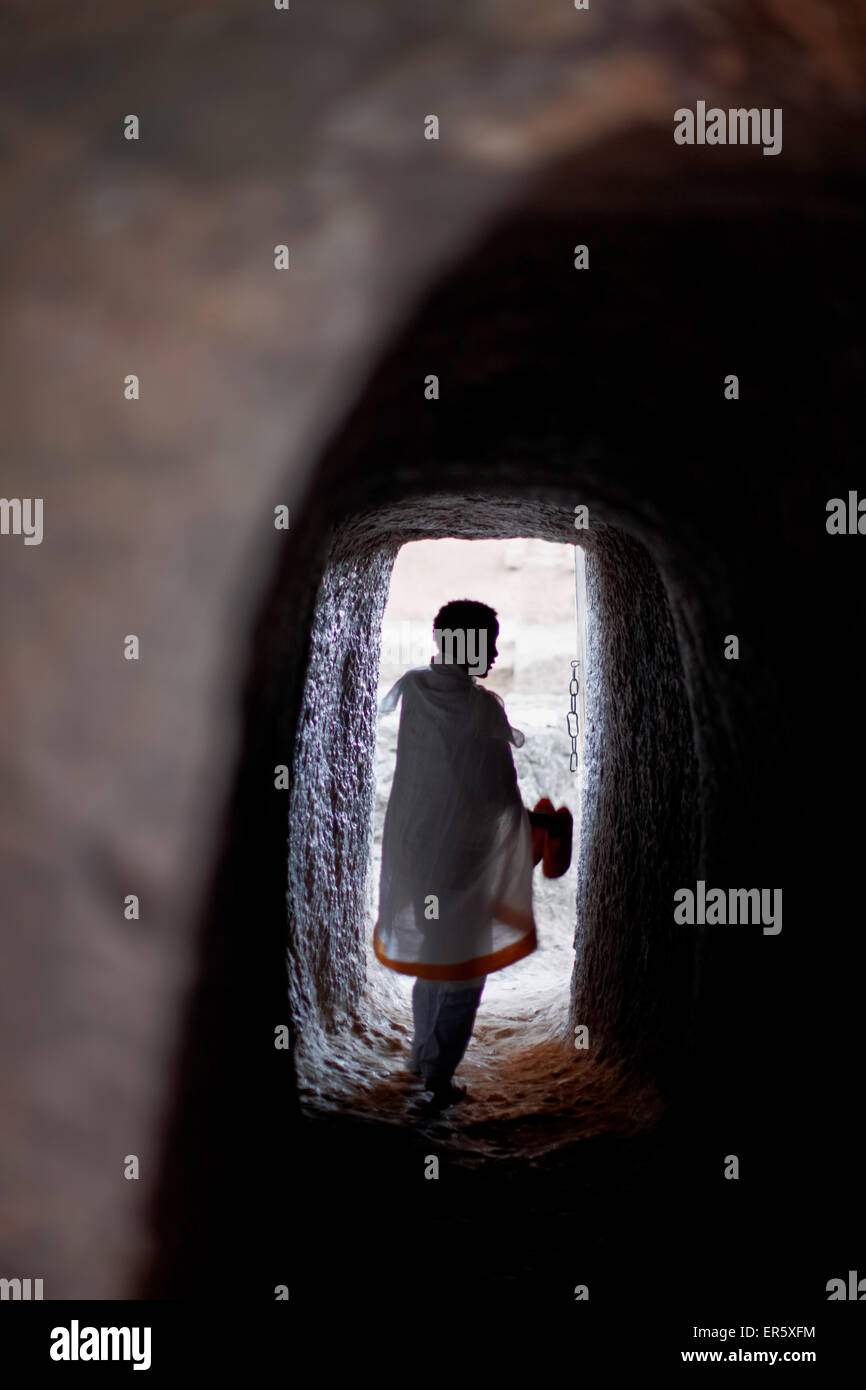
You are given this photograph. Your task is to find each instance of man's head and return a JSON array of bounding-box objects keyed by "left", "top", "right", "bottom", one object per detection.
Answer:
[{"left": 431, "top": 599, "right": 499, "bottom": 678}]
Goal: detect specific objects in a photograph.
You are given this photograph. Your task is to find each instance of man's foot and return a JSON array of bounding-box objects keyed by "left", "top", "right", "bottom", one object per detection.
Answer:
[
  {"left": 396, "top": 1067, "right": 424, "bottom": 1083},
  {"left": 424, "top": 1080, "right": 467, "bottom": 1111}
]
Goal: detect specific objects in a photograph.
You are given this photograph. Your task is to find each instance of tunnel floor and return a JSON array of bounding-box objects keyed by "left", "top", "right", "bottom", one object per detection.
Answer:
[
  {"left": 294, "top": 993, "right": 664, "bottom": 1168},
  {"left": 288, "top": 1088, "right": 805, "bottom": 1309},
  {"left": 289, "top": 1035, "right": 816, "bottom": 1309},
  {"left": 293, "top": 898, "right": 664, "bottom": 1166}
]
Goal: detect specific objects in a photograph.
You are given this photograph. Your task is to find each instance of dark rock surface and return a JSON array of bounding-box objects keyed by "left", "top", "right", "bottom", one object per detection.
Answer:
[{"left": 1, "top": 0, "right": 864, "bottom": 1306}]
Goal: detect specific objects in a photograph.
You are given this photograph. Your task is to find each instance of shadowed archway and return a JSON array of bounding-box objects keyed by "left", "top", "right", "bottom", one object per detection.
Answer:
[{"left": 141, "top": 132, "right": 866, "bottom": 1305}]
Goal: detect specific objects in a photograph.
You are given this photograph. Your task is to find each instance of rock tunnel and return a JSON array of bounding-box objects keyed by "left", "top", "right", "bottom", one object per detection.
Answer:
[
  {"left": 142, "top": 130, "right": 866, "bottom": 1307},
  {"left": 2, "top": 0, "right": 865, "bottom": 1322}
]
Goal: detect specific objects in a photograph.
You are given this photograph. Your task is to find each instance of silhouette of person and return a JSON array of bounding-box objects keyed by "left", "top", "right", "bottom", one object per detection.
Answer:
[{"left": 374, "top": 599, "right": 538, "bottom": 1109}]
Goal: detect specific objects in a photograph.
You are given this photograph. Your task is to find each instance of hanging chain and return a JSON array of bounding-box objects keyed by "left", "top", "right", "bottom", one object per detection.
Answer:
[{"left": 567, "top": 659, "right": 580, "bottom": 773}]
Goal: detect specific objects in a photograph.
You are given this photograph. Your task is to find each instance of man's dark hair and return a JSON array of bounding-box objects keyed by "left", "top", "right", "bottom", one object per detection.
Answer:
[{"left": 432, "top": 599, "right": 498, "bottom": 645}]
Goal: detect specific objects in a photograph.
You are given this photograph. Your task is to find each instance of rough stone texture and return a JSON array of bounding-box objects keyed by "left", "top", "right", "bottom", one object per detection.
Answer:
[
  {"left": 139, "top": 178, "right": 866, "bottom": 1302},
  {"left": 287, "top": 532, "right": 397, "bottom": 1031},
  {"left": 576, "top": 526, "right": 699, "bottom": 1071},
  {"left": 287, "top": 503, "right": 697, "bottom": 1063},
  {"left": 1, "top": 0, "right": 864, "bottom": 1305},
  {"left": 288, "top": 507, "right": 693, "bottom": 1173}
]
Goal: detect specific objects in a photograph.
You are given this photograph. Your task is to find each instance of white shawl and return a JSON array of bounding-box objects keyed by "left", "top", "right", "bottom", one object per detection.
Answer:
[{"left": 374, "top": 664, "right": 537, "bottom": 980}]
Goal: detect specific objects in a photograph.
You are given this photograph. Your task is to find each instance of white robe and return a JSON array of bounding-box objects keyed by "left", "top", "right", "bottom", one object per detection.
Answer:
[{"left": 374, "top": 664, "right": 537, "bottom": 981}]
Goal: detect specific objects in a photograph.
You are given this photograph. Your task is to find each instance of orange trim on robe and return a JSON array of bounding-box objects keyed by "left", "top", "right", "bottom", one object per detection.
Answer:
[{"left": 373, "top": 908, "right": 538, "bottom": 981}]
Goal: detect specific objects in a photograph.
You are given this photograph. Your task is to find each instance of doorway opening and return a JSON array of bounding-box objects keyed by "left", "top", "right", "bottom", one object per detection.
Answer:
[
  {"left": 287, "top": 509, "right": 693, "bottom": 1160},
  {"left": 370, "top": 536, "right": 579, "bottom": 1050}
]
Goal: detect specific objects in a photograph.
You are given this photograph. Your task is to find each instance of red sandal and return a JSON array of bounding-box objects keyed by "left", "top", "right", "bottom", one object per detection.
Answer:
[
  {"left": 530, "top": 797, "right": 554, "bottom": 866},
  {"left": 542, "top": 805, "right": 573, "bottom": 878}
]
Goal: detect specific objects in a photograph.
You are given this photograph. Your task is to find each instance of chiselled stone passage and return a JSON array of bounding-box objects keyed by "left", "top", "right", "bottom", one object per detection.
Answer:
[
  {"left": 143, "top": 160, "right": 866, "bottom": 1304},
  {"left": 3, "top": 0, "right": 864, "bottom": 1319},
  {"left": 287, "top": 508, "right": 697, "bottom": 1156}
]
